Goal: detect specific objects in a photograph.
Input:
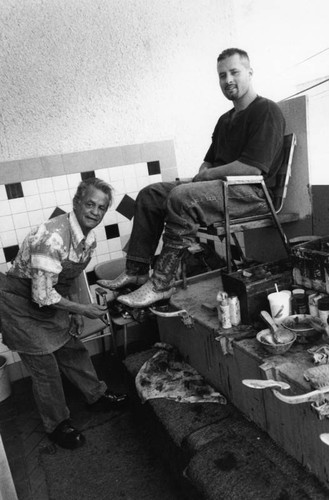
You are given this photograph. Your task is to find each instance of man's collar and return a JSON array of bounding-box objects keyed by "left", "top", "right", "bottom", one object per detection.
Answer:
[{"left": 69, "top": 211, "right": 96, "bottom": 248}]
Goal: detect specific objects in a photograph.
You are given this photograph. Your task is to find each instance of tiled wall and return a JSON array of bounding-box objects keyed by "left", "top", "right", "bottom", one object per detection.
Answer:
[{"left": 0, "top": 140, "right": 177, "bottom": 381}]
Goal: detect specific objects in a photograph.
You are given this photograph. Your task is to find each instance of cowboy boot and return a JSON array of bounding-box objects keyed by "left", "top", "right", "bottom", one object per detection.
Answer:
[
  {"left": 117, "top": 247, "right": 185, "bottom": 308},
  {"left": 97, "top": 260, "right": 149, "bottom": 290}
]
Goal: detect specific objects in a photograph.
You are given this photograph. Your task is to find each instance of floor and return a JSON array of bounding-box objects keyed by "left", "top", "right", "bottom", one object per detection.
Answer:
[{"left": 0, "top": 346, "right": 183, "bottom": 500}]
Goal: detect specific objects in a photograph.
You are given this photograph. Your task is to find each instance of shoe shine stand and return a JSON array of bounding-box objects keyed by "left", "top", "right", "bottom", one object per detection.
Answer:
[{"left": 148, "top": 267, "right": 329, "bottom": 490}]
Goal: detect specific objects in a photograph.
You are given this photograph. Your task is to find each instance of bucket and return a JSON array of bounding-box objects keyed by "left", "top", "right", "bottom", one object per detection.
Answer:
[{"left": 0, "top": 355, "right": 12, "bottom": 402}]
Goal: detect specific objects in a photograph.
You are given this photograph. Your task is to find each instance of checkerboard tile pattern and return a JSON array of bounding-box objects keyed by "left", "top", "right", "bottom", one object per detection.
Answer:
[
  {"left": 0, "top": 140, "right": 177, "bottom": 378},
  {"left": 0, "top": 161, "right": 162, "bottom": 377},
  {"left": 0, "top": 162, "right": 162, "bottom": 277}
]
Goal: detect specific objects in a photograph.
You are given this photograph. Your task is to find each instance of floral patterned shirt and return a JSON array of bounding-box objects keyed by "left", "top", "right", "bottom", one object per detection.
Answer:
[{"left": 8, "top": 212, "right": 96, "bottom": 306}]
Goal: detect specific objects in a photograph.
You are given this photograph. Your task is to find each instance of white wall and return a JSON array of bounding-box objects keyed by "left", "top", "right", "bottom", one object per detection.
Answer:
[{"left": 0, "top": 0, "right": 234, "bottom": 178}]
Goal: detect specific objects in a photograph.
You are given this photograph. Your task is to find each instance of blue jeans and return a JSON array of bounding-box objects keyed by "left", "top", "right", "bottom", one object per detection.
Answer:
[
  {"left": 127, "top": 180, "right": 269, "bottom": 265},
  {"left": 19, "top": 337, "right": 107, "bottom": 433}
]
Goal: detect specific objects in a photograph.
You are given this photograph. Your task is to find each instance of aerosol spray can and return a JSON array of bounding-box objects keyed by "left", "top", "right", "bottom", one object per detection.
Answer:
[
  {"left": 228, "top": 295, "right": 241, "bottom": 326},
  {"left": 217, "top": 291, "right": 232, "bottom": 329}
]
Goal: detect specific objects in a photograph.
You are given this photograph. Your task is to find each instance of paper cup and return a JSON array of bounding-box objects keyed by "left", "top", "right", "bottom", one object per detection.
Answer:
[{"left": 268, "top": 291, "right": 291, "bottom": 325}]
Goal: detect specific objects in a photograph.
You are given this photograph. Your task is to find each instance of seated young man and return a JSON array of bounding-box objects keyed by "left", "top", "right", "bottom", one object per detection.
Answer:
[{"left": 98, "top": 48, "right": 286, "bottom": 308}]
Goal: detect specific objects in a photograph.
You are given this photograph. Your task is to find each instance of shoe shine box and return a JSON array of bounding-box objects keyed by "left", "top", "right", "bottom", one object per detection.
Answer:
[{"left": 221, "top": 259, "right": 293, "bottom": 324}]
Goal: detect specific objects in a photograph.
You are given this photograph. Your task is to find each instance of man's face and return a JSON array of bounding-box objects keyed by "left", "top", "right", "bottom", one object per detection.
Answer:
[
  {"left": 217, "top": 54, "right": 253, "bottom": 102},
  {"left": 74, "top": 186, "right": 109, "bottom": 235}
]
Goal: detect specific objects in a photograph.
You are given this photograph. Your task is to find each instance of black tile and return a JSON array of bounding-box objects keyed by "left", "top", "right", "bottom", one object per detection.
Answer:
[
  {"left": 5, "top": 182, "right": 24, "bottom": 199},
  {"left": 81, "top": 171, "right": 95, "bottom": 180},
  {"left": 116, "top": 194, "right": 135, "bottom": 220},
  {"left": 147, "top": 161, "right": 161, "bottom": 175},
  {"left": 87, "top": 270, "right": 97, "bottom": 286},
  {"left": 3, "top": 245, "right": 19, "bottom": 263},
  {"left": 49, "top": 207, "right": 67, "bottom": 220},
  {"left": 105, "top": 224, "right": 120, "bottom": 240}
]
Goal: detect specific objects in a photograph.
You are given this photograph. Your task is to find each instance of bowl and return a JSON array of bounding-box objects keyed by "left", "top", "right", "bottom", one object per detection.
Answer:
[
  {"left": 281, "top": 314, "right": 321, "bottom": 343},
  {"left": 256, "top": 328, "right": 296, "bottom": 355}
]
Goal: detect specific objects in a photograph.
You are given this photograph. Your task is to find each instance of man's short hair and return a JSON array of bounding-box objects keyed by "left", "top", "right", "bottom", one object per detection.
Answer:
[
  {"left": 73, "top": 177, "right": 113, "bottom": 208},
  {"left": 217, "top": 48, "right": 250, "bottom": 66}
]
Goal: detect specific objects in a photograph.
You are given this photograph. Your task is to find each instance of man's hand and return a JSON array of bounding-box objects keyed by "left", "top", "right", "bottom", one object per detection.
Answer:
[
  {"left": 69, "top": 314, "right": 84, "bottom": 338},
  {"left": 82, "top": 303, "right": 108, "bottom": 319},
  {"left": 192, "top": 161, "right": 212, "bottom": 182}
]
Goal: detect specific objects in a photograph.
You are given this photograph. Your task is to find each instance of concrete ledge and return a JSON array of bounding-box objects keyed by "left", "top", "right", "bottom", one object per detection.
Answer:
[{"left": 124, "top": 348, "right": 329, "bottom": 500}]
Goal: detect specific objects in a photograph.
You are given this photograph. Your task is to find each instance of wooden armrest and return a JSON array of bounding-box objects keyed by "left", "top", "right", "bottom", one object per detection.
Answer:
[{"left": 224, "top": 175, "right": 264, "bottom": 184}]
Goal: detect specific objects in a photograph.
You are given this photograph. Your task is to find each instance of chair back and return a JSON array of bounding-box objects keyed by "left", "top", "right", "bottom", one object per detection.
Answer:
[{"left": 272, "top": 133, "right": 297, "bottom": 213}]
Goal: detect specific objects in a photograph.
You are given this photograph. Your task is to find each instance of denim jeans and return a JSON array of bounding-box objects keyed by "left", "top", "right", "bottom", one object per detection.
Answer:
[
  {"left": 19, "top": 337, "right": 107, "bottom": 433},
  {"left": 127, "top": 180, "right": 269, "bottom": 265}
]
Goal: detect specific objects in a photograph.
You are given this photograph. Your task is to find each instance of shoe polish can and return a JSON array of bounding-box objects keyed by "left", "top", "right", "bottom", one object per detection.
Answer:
[{"left": 228, "top": 295, "right": 241, "bottom": 326}]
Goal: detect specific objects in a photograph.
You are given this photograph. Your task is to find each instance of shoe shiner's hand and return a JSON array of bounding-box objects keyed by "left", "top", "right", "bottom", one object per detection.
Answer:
[
  {"left": 83, "top": 303, "right": 109, "bottom": 321},
  {"left": 69, "top": 313, "right": 84, "bottom": 337}
]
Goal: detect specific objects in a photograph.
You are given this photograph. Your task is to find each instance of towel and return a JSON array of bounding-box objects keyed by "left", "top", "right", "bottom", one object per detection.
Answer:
[{"left": 135, "top": 343, "right": 226, "bottom": 405}]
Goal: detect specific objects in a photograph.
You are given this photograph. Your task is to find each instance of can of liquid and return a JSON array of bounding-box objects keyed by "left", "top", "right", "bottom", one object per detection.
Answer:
[
  {"left": 219, "top": 298, "right": 232, "bottom": 329},
  {"left": 318, "top": 297, "right": 329, "bottom": 325},
  {"left": 228, "top": 295, "right": 241, "bottom": 326}
]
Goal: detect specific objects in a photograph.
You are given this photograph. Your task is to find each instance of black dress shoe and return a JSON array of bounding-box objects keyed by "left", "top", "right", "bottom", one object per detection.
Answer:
[
  {"left": 88, "top": 389, "right": 128, "bottom": 412},
  {"left": 48, "top": 420, "right": 85, "bottom": 450}
]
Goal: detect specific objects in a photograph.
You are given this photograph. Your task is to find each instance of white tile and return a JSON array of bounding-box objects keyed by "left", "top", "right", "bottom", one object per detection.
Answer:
[
  {"left": 66, "top": 173, "right": 81, "bottom": 189},
  {"left": 108, "top": 166, "right": 124, "bottom": 182},
  {"left": 94, "top": 226, "right": 107, "bottom": 241},
  {"left": 70, "top": 187, "right": 78, "bottom": 199},
  {"left": 124, "top": 177, "right": 139, "bottom": 193},
  {"left": 52, "top": 175, "right": 69, "bottom": 191},
  {"left": 109, "top": 250, "right": 124, "bottom": 260},
  {"left": 60, "top": 204, "right": 72, "bottom": 213},
  {"left": 122, "top": 164, "right": 136, "bottom": 179},
  {"left": 0, "top": 200, "right": 11, "bottom": 216},
  {"left": 96, "top": 253, "right": 111, "bottom": 264},
  {"left": 0, "top": 230, "right": 17, "bottom": 248},
  {"left": 43, "top": 207, "right": 56, "bottom": 220},
  {"left": 95, "top": 240, "right": 109, "bottom": 256},
  {"left": 110, "top": 179, "right": 126, "bottom": 195},
  {"left": 0, "top": 215, "right": 14, "bottom": 232},
  {"left": 134, "top": 162, "right": 148, "bottom": 177},
  {"left": 5, "top": 352, "right": 15, "bottom": 365},
  {"left": 12, "top": 212, "right": 30, "bottom": 229},
  {"left": 0, "top": 248, "right": 5, "bottom": 264},
  {"left": 112, "top": 193, "right": 124, "bottom": 209},
  {"left": 129, "top": 191, "right": 139, "bottom": 200},
  {"left": 0, "top": 185, "right": 8, "bottom": 201},
  {"left": 55, "top": 190, "right": 71, "bottom": 206},
  {"left": 148, "top": 173, "right": 162, "bottom": 184},
  {"left": 102, "top": 210, "right": 117, "bottom": 225},
  {"left": 95, "top": 168, "right": 110, "bottom": 183},
  {"left": 37, "top": 177, "right": 54, "bottom": 194},
  {"left": 0, "top": 341, "right": 9, "bottom": 354},
  {"left": 107, "top": 237, "right": 121, "bottom": 252},
  {"left": 118, "top": 221, "right": 132, "bottom": 236},
  {"left": 28, "top": 210, "right": 45, "bottom": 227},
  {"left": 40, "top": 191, "right": 57, "bottom": 208},
  {"left": 9, "top": 198, "right": 27, "bottom": 215},
  {"left": 0, "top": 263, "right": 8, "bottom": 274},
  {"left": 16, "top": 228, "right": 30, "bottom": 244},
  {"left": 25, "top": 194, "right": 42, "bottom": 212},
  {"left": 116, "top": 212, "right": 128, "bottom": 223},
  {"left": 137, "top": 176, "right": 151, "bottom": 190},
  {"left": 86, "top": 255, "right": 97, "bottom": 272},
  {"left": 22, "top": 179, "right": 38, "bottom": 196},
  {"left": 120, "top": 234, "right": 130, "bottom": 250},
  {"left": 12, "top": 352, "right": 21, "bottom": 362}
]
